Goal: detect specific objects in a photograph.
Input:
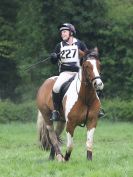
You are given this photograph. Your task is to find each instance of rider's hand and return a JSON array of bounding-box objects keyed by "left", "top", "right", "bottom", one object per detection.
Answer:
[
  {"left": 50, "top": 53, "right": 58, "bottom": 63},
  {"left": 51, "top": 53, "right": 57, "bottom": 59}
]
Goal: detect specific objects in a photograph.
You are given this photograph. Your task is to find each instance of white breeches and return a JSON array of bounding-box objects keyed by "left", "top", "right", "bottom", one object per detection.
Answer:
[{"left": 53, "top": 71, "right": 77, "bottom": 93}]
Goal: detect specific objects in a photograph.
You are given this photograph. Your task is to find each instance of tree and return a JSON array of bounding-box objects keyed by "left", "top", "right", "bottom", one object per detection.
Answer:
[
  {"left": 100, "top": 0, "right": 133, "bottom": 99},
  {"left": 0, "top": 0, "right": 21, "bottom": 100},
  {"left": 15, "top": 0, "right": 108, "bottom": 100}
]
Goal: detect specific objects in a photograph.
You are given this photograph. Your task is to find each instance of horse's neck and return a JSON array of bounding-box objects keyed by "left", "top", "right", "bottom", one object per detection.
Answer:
[{"left": 78, "top": 71, "right": 96, "bottom": 106}]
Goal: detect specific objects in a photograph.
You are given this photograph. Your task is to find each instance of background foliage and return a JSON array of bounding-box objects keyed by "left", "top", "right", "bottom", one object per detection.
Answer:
[
  {"left": 0, "top": 100, "right": 36, "bottom": 123},
  {"left": 0, "top": 0, "right": 132, "bottom": 122},
  {"left": 0, "top": 99, "right": 133, "bottom": 123}
]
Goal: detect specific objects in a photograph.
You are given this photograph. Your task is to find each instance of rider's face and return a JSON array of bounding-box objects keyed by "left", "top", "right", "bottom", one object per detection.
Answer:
[{"left": 61, "top": 30, "right": 70, "bottom": 41}]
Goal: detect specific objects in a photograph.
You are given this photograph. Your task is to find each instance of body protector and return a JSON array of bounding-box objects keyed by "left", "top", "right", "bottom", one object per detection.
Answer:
[{"left": 59, "top": 38, "right": 80, "bottom": 72}]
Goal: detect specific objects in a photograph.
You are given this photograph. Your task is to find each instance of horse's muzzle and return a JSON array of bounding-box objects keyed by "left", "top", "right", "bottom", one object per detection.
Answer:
[
  {"left": 96, "top": 82, "right": 104, "bottom": 90},
  {"left": 93, "top": 79, "right": 104, "bottom": 90}
]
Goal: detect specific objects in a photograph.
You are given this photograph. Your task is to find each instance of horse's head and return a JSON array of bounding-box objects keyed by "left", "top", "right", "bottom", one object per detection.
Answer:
[{"left": 82, "top": 57, "right": 104, "bottom": 90}]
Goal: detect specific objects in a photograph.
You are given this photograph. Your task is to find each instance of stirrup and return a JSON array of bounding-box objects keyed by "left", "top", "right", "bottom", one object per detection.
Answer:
[{"left": 50, "top": 110, "right": 60, "bottom": 121}]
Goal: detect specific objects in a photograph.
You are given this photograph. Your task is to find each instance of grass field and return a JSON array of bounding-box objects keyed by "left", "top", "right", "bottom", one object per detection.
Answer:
[{"left": 0, "top": 120, "right": 133, "bottom": 177}]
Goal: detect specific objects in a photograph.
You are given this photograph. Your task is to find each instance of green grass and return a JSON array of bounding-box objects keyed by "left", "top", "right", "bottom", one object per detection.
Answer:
[{"left": 0, "top": 120, "right": 133, "bottom": 177}]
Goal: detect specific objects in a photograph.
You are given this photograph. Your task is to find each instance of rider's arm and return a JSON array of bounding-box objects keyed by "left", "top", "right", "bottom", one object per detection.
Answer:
[
  {"left": 77, "top": 40, "right": 88, "bottom": 65},
  {"left": 78, "top": 40, "right": 99, "bottom": 60},
  {"left": 78, "top": 41, "right": 88, "bottom": 52},
  {"left": 78, "top": 40, "right": 99, "bottom": 57},
  {"left": 88, "top": 47, "right": 99, "bottom": 59},
  {"left": 76, "top": 40, "right": 88, "bottom": 52},
  {"left": 50, "top": 43, "right": 61, "bottom": 64}
]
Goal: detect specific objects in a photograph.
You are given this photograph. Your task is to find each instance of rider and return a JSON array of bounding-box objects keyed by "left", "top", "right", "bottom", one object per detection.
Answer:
[{"left": 50, "top": 23, "right": 104, "bottom": 121}]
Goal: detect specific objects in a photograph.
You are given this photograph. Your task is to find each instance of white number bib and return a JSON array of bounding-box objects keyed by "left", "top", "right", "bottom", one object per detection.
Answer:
[{"left": 60, "top": 43, "right": 79, "bottom": 66}]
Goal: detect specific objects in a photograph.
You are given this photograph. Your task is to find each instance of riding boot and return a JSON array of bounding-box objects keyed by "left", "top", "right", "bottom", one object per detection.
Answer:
[
  {"left": 96, "top": 90, "right": 105, "bottom": 118},
  {"left": 50, "top": 91, "right": 61, "bottom": 121},
  {"left": 98, "top": 107, "right": 105, "bottom": 118}
]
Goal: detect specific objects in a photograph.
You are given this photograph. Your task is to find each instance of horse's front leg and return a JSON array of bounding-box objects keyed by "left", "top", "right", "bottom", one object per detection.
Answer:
[
  {"left": 86, "top": 110, "right": 98, "bottom": 160},
  {"left": 86, "top": 127, "right": 96, "bottom": 160},
  {"left": 46, "top": 125, "right": 64, "bottom": 162},
  {"left": 64, "top": 121, "right": 75, "bottom": 161}
]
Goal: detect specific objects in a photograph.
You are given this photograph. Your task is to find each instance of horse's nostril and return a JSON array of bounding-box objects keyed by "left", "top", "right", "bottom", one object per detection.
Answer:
[
  {"left": 98, "top": 83, "right": 102, "bottom": 87},
  {"left": 97, "top": 82, "right": 104, "bottom": 90}
]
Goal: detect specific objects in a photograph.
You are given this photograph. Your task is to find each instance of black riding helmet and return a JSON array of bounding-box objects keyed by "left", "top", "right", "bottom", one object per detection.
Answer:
[{"left": 59, "top": 23, "right": 76, "bottom": 35}]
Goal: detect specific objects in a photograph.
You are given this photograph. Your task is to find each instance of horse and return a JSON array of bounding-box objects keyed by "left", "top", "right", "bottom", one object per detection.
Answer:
[{"left": 36, "top": 53, "right": 104, "bottom": 162}]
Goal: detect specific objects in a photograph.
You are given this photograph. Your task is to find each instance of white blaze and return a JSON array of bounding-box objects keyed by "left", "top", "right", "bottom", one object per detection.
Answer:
[
  {"left": 89, "top": 60, "right": 99, "bottom": 77},
  {"left": 88, "top": 59, "right": 104, "bottom": 90}
]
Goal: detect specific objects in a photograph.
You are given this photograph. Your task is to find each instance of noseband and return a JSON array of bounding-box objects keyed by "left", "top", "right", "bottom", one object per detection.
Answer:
[{"left": 91, "top": 76, "right": 101, "bottom": 82}]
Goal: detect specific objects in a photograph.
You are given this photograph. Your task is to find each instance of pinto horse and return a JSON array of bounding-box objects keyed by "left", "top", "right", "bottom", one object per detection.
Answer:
[{"left": 37, "top": 54, "right": 104, "bottom": 162}]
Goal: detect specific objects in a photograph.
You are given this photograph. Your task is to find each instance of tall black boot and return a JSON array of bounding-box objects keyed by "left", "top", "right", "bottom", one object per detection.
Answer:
[
  {"left": 50, "top": 91, "right": 61, "bottom": 121},
  {"left": 98, "top": 108, "right": 105, "bottom": 118}
]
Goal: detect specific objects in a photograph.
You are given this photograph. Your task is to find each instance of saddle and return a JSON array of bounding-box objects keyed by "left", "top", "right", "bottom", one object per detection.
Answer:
[{"left": 60, "top": 74, "right": 75, "bottom": 101}]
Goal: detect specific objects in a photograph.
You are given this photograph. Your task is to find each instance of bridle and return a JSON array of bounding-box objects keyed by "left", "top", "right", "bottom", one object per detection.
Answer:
[
  {"left": 76, "top": 56, "right": 102, "bottom": 97},
  {"left": 80, "top": 58, "right": 101, "bottom": 86},
  {"left": 91, "top": 76, "right": 101, "bottom": 83}
]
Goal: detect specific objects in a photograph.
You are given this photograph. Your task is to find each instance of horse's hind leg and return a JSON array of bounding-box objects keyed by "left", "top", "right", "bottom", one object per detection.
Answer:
[
  {"left": 37, "top": 110, "right": 64, "bottom": 161},
  {"left": 48, "top": 121, "right": 65, "bottom": 160},
  {"left": 46, "top": 124, "right": 64, "bottom": 162},
  {"left": 49, "top": 145, "right": 55, "bottom": 160},
  {"left": 37, "top": 110, "right": 50, "bottom": 150},
  {"left": 55, "top": 121, "right": 65, "bottom": 137}
]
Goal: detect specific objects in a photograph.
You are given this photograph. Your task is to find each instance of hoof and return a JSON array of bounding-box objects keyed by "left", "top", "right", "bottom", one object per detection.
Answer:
[
  {"left": 64, "top": 151, "right": 71, "bottom": 161},
  {"left": 87, "top": 150, "right": 92, "bottom": 160},
  {"left": 49, "top": 147, "right": 55, "bottom": 160},
  {"left": 56, "top": 154, "right": 64, "bottom": 162}
]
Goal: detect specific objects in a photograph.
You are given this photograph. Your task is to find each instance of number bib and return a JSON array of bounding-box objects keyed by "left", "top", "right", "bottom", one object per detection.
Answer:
[{"left": 60, "top": 42, "right": 79, "bottom": 66}]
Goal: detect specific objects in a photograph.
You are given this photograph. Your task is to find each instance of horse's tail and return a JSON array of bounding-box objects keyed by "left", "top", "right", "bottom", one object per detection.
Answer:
[{"left": 37, "top": 110, "right": 50, "bottom": 150}]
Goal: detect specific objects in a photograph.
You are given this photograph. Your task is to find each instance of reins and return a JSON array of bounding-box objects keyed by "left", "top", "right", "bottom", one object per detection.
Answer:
[
  {"left": 23, "top": 52, "right": 61, "bottom": 71},
  {"left": 23, "top": 56, "right": 50, "bottom": 71}
]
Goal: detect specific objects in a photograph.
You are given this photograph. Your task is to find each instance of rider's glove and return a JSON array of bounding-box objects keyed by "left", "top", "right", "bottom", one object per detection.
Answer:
[{"left": 50, "top": 53, "right": 58, "bottom": 64}]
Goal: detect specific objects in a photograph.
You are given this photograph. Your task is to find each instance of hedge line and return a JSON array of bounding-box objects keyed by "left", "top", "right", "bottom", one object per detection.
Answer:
[
  {"left": 0, "top": 100, "right": 37, "bottom": 123},
  {"left": 102, "top": 99, "right": 133, "bottom": 122},
  {"left": 0, "top": 99, "right": 133, "bottom": 123}
]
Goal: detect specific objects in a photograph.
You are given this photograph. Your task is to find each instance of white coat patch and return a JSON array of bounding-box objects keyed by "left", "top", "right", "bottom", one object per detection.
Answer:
[
  {"left": 63, "top": 71, "right": 81, "bottom": 121},
  {"left": 66, "top": 132, "right": 73, "bottom": 149},
  {"left": 86, "top": 128, "right": 95, "bottom": 151}
]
